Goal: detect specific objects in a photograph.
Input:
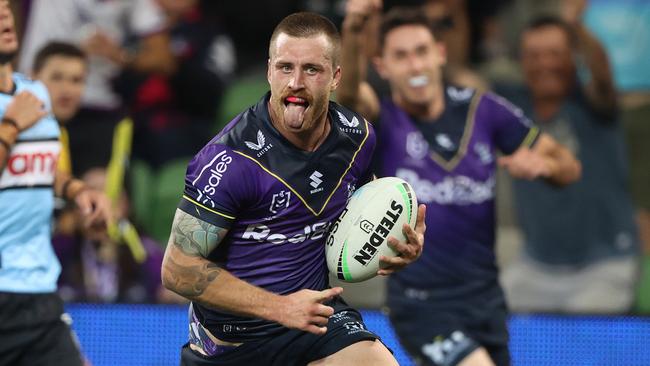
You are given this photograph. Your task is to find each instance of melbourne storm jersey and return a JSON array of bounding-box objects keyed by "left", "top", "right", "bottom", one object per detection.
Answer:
[
  {"left": 179, "top": 92, "right": 375, "bottom": 341},
  {"left": 375, "top": 86, "right": 539, "bottom": 302},
  {"left": 0, "top": 74, "right": 60, "bottom": 293}
]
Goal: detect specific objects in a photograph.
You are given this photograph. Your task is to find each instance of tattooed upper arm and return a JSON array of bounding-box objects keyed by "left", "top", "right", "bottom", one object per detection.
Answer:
[
  {"left": 171, "top": 209, "right": 229, "bottom": 258},
  {"left": 163, "top": 209, "right": 230, "bottom": 298}
]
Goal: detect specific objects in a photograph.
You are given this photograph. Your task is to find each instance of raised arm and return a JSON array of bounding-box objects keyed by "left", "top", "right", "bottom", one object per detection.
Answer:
[
  {"left": 498, "top": 133, "right": 581, "bottom": 187},
  {"left": 0, "top": 92, "right": 47, "bottom": 171},
  {"left": 161, "top": 209, "right": 342, "bottom": 335},
  {"left": 563, "top": 0, "right": 617, "bottom": 117},
  {"left": 337, "top": 0, "right": 381, "bottom": 121}
]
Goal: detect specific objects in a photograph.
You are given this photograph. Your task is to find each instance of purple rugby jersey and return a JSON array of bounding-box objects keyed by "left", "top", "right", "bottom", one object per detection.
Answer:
[
  {"left": 376, "top": 86, "right": 539, "bottom": 301},
  {"left": 178, "top": 92, "right": 375, "bottom": 341}
]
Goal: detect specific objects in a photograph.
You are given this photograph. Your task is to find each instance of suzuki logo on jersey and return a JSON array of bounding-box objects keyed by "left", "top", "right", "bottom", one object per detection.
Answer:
[
  {"left": 0, "top": 140, "right": 60, "bottom": 189},
  {"left": 406, "top": 132, "right": 429, "bottom": 160},
  {"left": 309, "top": 171, "right": 324, "bottom": 194},
  {"left": 474, "top": 143, "right": 493, "bottom": 164},
  {"left": 245, "top": 130, "right": 273, "bottom": 157},
  {"left": 269, "top": 190, "right": 291, "bottom": 214},
  {"left": 242, "top": 222, "right": 330, "bottom": 245},
  {"left": 193, "top": 150, "right": 232, "bottom": 208},
  {"left": 435, "top": 134, "right": 456, "bottom": 151}
]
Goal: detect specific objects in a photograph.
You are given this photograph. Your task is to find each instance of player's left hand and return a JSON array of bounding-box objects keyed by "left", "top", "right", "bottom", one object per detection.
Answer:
[
  {"left": 498, "top": 146, "right": 554, "bottom": 180},
  {"left": 378, "top": 204, "right": 426, "bottom": 275},
  {"left": 74, "top": 188, "right": 113, "bottom": 233}
]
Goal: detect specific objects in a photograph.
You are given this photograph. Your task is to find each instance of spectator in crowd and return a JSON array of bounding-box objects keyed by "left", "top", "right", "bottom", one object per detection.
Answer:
[
  {"left": 498, "top": 0, "right": 640, "bottom": 313},
  {"left": 29, "top": 41, "right": 180, "bottom": 304},
  {"left": 31, "top": 42, "right": 86, "bottom": 177},
  {"left": 53, "top": 167, "right": 180, "bottom": 303},
  {"left": 339, "top": 2, "right": 580, "bottom": 365},
  {"left": 113, "top": 0, "right": 236, "bottom": 168},
  {"left": 19, "top": 0, "right": 170, "bottom": 174},
  {"left": 583, "top": 0, "right": 650, "bottom": 300}
]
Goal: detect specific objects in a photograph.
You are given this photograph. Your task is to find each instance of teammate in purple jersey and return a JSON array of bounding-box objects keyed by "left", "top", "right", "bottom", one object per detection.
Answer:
[
  {"left": 161, "top": 12, "right": 426, "bottom": 366},
  {"left": 338, "top": 2, "right": 581, "bottom": 366}
]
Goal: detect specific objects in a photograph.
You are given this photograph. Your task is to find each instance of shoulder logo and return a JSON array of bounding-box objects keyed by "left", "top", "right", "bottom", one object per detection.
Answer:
[
  {"left": 245, "top": 130, "right": 266, "bottom": 151},
  {"left": 447, "top": 86, "right": 473, "bottom": 102},
  {"left": 244, "top": 130, "right": 273, "bottom": 157},
  {"left": 337, "top": 111, "right": 359, "bottom": 128}
]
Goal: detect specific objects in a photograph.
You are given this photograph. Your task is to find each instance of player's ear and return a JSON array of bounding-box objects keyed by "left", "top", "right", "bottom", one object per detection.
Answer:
[
  {"left": 331, "top": 65, "right": 341, "bottom": 91},
  {"left": 267, "top": 58, "right": 272, "bottom": 83}
]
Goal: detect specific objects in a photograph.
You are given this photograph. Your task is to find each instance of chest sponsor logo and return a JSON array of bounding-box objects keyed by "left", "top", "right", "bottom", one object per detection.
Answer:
[
  {"left": 193, "top": 150, "right": 233, "bottom": 208},
  {"left": 242, "top": 221, "right": 329, "bottom": 245},
  {"left": 309, "top": 170, "right": 324, "bottom": 194},
  {"left": 269, "top": 190, "right": 291, "bottom": 214},
  {"left": 0, "top": 140, "right": 60, "bottom": 189},
  {"left": 406, "top": 131, "right": 429, "bottom": 160},
  {"left": 245, "top": 130, "right": 273, "bottom": 157},
  {"left": 396, "top": 168, "right": 495, "bottom": 205}
]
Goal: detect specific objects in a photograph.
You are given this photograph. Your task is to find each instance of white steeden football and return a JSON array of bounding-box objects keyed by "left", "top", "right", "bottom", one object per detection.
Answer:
[{"left": 326, "top": 177, "right": 418, "bottom": 282}]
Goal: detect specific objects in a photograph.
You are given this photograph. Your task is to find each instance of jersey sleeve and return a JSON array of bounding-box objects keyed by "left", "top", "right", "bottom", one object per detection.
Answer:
[
  {"left": 178, "top": 144, "right": 249, "bottom": 228},
  {"left": 484, "top": 93, "right": 540, "bottom": 155}
]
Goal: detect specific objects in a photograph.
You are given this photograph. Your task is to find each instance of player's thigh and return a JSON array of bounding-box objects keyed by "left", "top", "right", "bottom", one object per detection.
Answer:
[{"left": 307, "top": 339, "right": 397, "bottom": 366}]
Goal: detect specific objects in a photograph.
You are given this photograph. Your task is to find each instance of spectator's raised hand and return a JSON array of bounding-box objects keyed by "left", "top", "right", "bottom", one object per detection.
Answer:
[
  {"left": 344, "top": 0, "right": 382, "bottom": 32},
  {"left": 562, "top": 0, "right": 588, "bottom": 25}
]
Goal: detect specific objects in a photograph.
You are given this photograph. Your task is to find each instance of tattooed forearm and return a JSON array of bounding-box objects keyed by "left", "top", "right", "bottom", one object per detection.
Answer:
[
  {"left": 172, "top": 209, "right": 226, "bottom": 257},
  {"left": 163, "top": 255, "right": 222, "bottom": 298}
]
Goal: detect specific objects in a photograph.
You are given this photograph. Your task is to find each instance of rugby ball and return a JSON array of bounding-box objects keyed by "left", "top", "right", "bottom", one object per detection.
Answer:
[{"left": 326, "top": 177, "right": 418, "bottom": 283}]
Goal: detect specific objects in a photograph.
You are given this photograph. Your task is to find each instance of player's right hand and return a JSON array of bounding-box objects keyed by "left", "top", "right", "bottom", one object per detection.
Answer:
[
  {"left": 275, "top": 287, "right": 343, "bottom": 335},
  {"left": 4, "top": 91, "right": 47, "bottom": 131}
]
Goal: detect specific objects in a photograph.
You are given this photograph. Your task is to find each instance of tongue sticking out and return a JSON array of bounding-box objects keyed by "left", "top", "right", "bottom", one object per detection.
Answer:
[{"left": 284, "top": 96, "right": 308, "bottom": 129}]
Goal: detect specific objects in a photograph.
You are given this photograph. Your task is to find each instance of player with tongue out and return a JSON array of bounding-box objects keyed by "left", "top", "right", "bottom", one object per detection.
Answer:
[{"left": 162, "top": 11, "right": 426, "bottom": 366}]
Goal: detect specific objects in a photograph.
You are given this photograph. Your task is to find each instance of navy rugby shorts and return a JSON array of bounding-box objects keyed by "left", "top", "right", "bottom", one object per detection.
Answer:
[{"left": 180, "top": 296, "right": 386, "bottom": 366}]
